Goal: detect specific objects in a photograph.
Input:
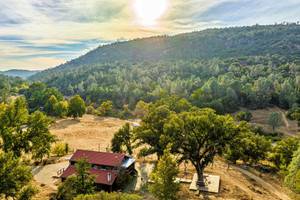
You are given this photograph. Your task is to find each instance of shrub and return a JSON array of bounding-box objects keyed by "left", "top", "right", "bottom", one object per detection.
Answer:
[
  {"left": 86, "top": 106, "right": 95, "bottom": 114},
  {"left": 97, "top": 101, "right": 112, "bottom": 116},
  {"left": 235, "top": 111, "right": 253, "bottom": 122},
  {"left": 52, "top": 143, "right": 67, "bottom": 156},
  {"left": 65, "top": 143, "right": 69, "bottom": 154}
]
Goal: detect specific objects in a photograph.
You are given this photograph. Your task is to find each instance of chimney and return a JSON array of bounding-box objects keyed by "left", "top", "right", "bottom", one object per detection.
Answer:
[{"left": 108, "top": 173, "right": 111, "bottom": 182}]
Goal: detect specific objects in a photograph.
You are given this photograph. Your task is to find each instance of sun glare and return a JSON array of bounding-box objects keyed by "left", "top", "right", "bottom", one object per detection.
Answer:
[{"left": 134, "top": 0, "right": 168, "bottom": 26}]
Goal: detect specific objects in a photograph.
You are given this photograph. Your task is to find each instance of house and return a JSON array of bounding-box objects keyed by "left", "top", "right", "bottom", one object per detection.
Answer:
[{"left": 60, "top": 149, "right": 136, "bottom": 191}]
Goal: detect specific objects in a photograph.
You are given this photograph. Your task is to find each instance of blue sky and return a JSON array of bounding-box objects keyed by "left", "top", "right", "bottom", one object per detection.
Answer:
[{"left": 0, "top": 0, "right": 299, "bottom": 70}]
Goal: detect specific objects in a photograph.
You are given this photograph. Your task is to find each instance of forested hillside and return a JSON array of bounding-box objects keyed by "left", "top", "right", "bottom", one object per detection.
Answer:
[
  {"left": 29, "top": 55, "right": 300, "bottom": 113},
  {"left": 29, "top": 24, "right": 300, "bottom": 114},
  {"left": 31, "top": 23, "right": 300, "bottom": 75}
]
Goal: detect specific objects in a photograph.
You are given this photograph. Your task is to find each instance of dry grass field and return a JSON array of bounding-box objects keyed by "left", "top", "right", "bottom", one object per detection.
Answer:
[
  {"left": 49, "top": 114, "right": 134, "bottom": 152},
  {"left": 231, "top": 106, "right": 299, "bottom": 138}
]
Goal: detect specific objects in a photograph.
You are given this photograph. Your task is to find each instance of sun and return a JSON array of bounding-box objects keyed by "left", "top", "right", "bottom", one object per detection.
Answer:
[{"left": 134, "top": 0, "right": 168, "bottom": 26}]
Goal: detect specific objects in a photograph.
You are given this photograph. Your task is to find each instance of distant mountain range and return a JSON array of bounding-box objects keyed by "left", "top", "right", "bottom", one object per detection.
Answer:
[{"left": 0, "top": 69, "right": 40, "bottom": 78}]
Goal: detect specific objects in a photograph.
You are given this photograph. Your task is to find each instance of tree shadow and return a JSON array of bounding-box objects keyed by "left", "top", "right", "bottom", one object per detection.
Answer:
[
  {"left": 50, "top": 118, "right": 80, "bottom": 130},
  {"left": 123, "top": 175, "right": 138, "bottom": 193},
  {"left": 32, "top": 165, "right": 45, "bottom": 176},
  {"left": 94, "top": 116, "right": 105, "bottom": 121}
]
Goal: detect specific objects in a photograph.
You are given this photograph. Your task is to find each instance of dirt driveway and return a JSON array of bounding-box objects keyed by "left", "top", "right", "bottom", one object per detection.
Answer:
[{"left": 32, "top": 161, "right": 69, "bottom": 189}]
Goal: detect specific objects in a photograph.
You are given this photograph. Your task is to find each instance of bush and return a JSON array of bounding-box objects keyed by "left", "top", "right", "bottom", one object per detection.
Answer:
[
  {"left": 65, "top": 142, "right": 69, "bottom": 154},
  {"left": 52, "top": 143, "right": 67, "bottom": 156},
  {"left": 74, "top": 191, "right": 142, "bottom": 200},
  {"left": 252, "top": 126, "right": 283, "bottom": 142},
  {"left": 86, "top": 106, "right": 95, "bottom": 114},
  {"left": 284, "top": 147, "right": 300, "bottom": 194},
  {"left": 235, "top": 111, "right": 253, "bottom": 122},
  {"left": 97, "top": 101, "right": 113, "bottom": 116}
]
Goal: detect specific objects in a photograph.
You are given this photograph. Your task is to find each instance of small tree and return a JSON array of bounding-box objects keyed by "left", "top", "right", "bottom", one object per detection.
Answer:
[
  {"left": 45, "top": 95, "right": 58, "bottom": 116},
  {"left": 57, "top": 175, "right": 77, "bottom": 200},
  {"left": 57, "top": 156, "right": 97, "bottom": 199},
  {"left": 270, "top": 137, "right": 300, "bottom": 171},
  {"left": 0, "top": 151, "right": 38, "bottom": 199},
  {"left": 149, "top": 144, "right": 180, "bottom": 200},
  {"left": 0, "top": 97, "right": 29, "bottom": 157},
  {"left": 27, "top": 111, "right": 56, "bottom": 162},
  {"left": 268, "top": 112, "right": 282, "bottom": 130},
  {"left": 18, "top": 185, "right": 39, "bottom": 200},
  {"left": 132, "top": 100, "right": 149, "bottom": 119},
  {"left": 292, "top": 107, "right": 300, "bottom": 126},
  {"left": 52, "top": 143, "right": 66, "bottom": 156},
  {"left": 86, "top": 106, "right": 95, "bottom": 114},
  {"left": 65, "top": 142, "right": 69, "bottom": 154},
  {"left": 68, "top": 95, "right": 86, "bottom": 119},
  {"left": 54, "top": 101, "right": 68, "bottom": 118},
  {"left": 74, "top": 156, "right": 96, "bottom": 195},
  {"left": 284, "top": 147, "right": 300, "bottom": 194},
  {"left": 111, "top": 123, "right": 133, "bottom": 155},
  {"left": 235, "top": 111, "right": 253, "bottom": 122},
  {"left": 97, "top": 101, "right": 112, "bottom": 116},
  {"left": 122, "top": 104, "right": 130, "bottom": 116}
]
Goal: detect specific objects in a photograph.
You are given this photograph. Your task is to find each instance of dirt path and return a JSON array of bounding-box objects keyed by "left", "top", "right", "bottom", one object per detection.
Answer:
[
  {"left": 276, "top": 107, "right": 290, "bottom": 128},
  {"left": 124, "top": 162, "right": 154, "bottom": 192},
  {"left": 232, "top": 107, "right": 299, "bottom": 137},
  {"left": 225, "top": 163, "right": 291, "bottom": 200}
]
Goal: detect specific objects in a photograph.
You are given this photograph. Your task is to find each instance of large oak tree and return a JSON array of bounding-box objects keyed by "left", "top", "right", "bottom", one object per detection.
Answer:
[{"left": 165, "top": 108, "right": 237, "bottom": 186}]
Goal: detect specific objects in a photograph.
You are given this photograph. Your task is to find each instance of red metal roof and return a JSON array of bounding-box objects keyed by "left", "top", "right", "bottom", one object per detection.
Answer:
[
  {"left": 70, "top": 149, "right": 125, "bottom": 167},
  {"left": 60, "top": 165, "right": 118, "bottom": 185}
]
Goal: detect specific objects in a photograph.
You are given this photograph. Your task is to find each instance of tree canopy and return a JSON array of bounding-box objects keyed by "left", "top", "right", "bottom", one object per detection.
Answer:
[
  {"left": 68, "top": 95, "right": 86, "bottom": 119},
  {"left": 165, "top": 108, "right": 237, "bottom": 186},
  {"left": 285, "top": 147, "right": 300, "bottom": 194},
  {"left": 0, "top": 151, "right": 38, "bottom": 199},
  {"left": 111, "top": 123, "right": 133, "bottom": 155},
  {"left": 268, "top": 112, "right": 282, "bottom": 130},
  {"left": 134, "top": 102, "right": 175, "bottom": 159},
  {"left": 0, "top": 97, "right": 56, "bottom": 161}
]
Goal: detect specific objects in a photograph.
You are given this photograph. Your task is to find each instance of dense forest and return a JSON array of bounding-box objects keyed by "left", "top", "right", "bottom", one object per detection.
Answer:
[{"left": 29, "top": 55, "right": 300, "bottom": 115}]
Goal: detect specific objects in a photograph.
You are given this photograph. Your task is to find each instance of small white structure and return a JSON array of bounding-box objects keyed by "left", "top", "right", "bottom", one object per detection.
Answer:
[
  {"left": 133, "top": 122, "right": 140, "bottom": 127},
  {"left": 189, "top": 173, "right": 220, "bottom": 193}
]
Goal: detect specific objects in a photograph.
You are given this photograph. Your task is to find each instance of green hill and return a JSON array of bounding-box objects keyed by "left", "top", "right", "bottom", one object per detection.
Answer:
[{"left": 31, "top": 23, "right": 300, "bottom": 77}]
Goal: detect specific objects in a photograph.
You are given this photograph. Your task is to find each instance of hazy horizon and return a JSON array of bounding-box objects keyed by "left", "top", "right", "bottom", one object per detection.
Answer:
[{"left": 1, "top": 0, "right": 300, "bottom": 71}]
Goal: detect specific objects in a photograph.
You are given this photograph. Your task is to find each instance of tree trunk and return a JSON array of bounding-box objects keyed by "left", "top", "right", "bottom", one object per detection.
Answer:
[{"left": 196, "top": 161, "right": 205, "bottom": 187}]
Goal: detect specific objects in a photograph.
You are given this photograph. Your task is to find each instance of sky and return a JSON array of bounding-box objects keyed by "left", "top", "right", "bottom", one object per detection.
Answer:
[{"left": 0, "top": 0, "right": 299, "bottom": 71}]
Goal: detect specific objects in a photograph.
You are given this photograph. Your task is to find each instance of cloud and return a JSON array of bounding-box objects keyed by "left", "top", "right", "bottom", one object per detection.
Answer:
[
  {"left": 0, "top": 0, "right": 299, "bottom": 70},
  {"left": 0, "top": 57, "right": 66, "bottom": 71}
]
